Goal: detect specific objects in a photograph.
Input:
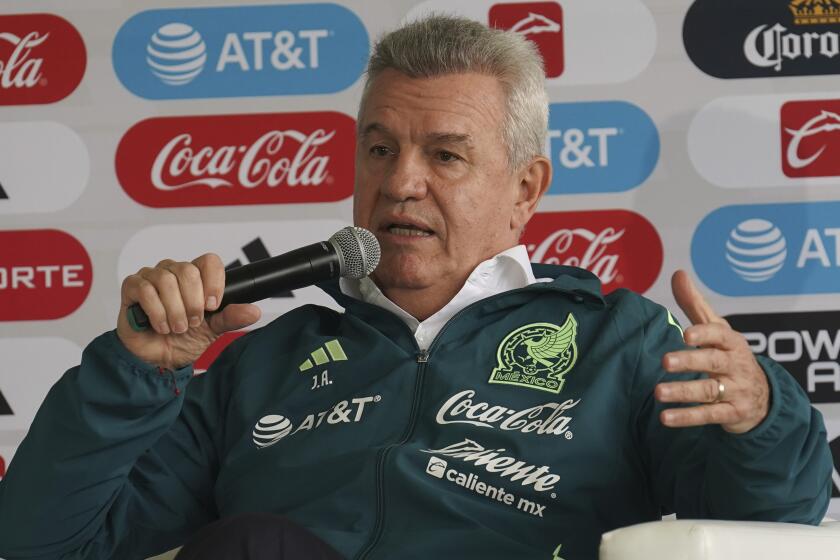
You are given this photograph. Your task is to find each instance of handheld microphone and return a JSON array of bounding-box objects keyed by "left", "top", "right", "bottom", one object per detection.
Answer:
[{"left": 126, "top": 226, "right": 380, "bottom": 332}]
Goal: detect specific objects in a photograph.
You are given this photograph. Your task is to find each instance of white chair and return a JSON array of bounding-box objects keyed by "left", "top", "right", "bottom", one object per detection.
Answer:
[
  {"left": 600, "top": 518, "right": 840, "bottom": 560},
  {"left": 147, "top": 519, "right": 840, "bottom": 560},
  {"left": 147, "top": 549, "right": 179, "bottom": 560}
]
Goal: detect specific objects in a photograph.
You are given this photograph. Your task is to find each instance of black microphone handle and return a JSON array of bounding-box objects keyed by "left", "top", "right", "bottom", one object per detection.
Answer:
[{"left": 126, "top": 241, "right": 340, "bottom": 332}]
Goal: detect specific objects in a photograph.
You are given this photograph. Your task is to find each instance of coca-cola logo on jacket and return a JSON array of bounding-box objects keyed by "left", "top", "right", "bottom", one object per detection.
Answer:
[
  {"left": 524, "top": 210, "right": 663, "bottom": 294},
  {"left": 116, "top": 112, "right": 355, "bottom": 207},
  {"left": 0, "top": 13, "right": 86, "bottom": 105},
  {"left": 0, "top": 230, "right": 92, "bottom": 321}
]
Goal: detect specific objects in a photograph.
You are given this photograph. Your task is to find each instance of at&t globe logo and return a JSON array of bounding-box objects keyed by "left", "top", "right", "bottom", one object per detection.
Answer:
[
  {"left": 725, "top": 219, "right": 787, "bottom": 282},
  {"left": 693, "top": 201, "right": 840, "bottom": 296},
  {"left": 253, "top": 414, "right": 293, "bottom": 448},
  {"left": 146, "top": 22, "right": 206, "bottom": 86}
]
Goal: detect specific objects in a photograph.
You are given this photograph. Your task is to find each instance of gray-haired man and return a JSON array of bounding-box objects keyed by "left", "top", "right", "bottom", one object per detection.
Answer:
[{"left": 0, "top": 15, "right": 831, "bottom": 560}]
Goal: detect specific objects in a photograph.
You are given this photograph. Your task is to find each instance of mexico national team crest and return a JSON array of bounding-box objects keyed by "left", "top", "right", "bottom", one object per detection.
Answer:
[{"left": 489, "top": 314, "right": 579, "bottom": 394}]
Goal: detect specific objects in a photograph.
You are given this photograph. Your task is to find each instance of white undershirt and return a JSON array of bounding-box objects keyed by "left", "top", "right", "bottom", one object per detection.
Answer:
[{"left": 339, "top": 245, "right": 547, "bottom": 350}]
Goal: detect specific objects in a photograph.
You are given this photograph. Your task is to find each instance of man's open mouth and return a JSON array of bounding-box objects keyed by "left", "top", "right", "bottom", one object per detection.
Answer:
[{"left": 387, "top": 223, "right": 434, "bottom": 237}]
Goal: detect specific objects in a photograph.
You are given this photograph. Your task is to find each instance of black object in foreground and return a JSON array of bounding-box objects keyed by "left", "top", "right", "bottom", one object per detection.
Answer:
[{"left": 126, "top": 226, "right": 380, "bottom": 332}]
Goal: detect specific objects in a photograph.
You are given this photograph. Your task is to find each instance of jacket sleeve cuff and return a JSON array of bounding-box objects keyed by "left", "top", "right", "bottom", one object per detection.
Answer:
[
  {"left": 710, "top": 355, "right": 805, "bottom": 451},
  {"left": 103, "top": 330, "right": 194, "bottom": 390}
]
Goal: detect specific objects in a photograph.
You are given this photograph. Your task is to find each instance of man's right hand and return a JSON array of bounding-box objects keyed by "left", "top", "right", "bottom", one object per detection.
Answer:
[{"left": 116, "top": 253, "right": 261, "bottom": 370}]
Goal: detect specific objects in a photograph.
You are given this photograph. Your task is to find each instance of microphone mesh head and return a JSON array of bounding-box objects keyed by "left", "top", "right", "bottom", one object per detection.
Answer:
[{"left": 329, "top": 226, "right": 381, "bottom": 279}]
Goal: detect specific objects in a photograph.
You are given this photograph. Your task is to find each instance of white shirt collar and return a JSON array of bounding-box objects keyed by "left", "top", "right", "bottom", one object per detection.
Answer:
[{"left": 339, "top": 245, "right": 543, "bottom": 349}]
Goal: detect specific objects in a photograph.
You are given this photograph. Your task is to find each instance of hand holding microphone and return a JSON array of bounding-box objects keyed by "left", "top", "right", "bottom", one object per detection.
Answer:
[{"left": 116, "top": 227, "right": 380, "bottom": 370}]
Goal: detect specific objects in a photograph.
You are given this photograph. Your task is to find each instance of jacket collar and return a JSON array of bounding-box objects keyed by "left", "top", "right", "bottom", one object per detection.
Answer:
[{"left": 320, "top": 263, "right": 606, "bottom": 317}]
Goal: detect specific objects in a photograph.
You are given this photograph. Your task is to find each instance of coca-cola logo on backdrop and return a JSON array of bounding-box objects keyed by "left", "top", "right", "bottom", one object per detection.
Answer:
[
  {"left": 0, "top": 13, "right": 86, "bottom": 105},
  {"left": 524, "top": 210, "right": 663, "bottom": 294},
  {"left": 0, "top": 230, "right": 92, "bottom": 321},
  {"left": 116, "top": 112, "right": 355, "bottom": 207}
]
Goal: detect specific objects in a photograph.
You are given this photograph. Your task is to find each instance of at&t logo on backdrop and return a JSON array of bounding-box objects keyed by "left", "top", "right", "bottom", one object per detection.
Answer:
[
  {"left": 692, "top": 202, "right": 840, "bottom": 295},
  {"left": 112, "top": 3, "right": 369, "bottom": 99},
  {"left": 546, "top": 101, "right": 659, "bottom": 194},
  {"left": 145, "top": 22, "right": 207, "bottom": 86}
]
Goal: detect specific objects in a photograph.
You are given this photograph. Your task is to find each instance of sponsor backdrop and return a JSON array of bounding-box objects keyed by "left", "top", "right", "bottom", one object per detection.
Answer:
[{"left": 1, "top": 0, "right": 839, "bottom": 520}]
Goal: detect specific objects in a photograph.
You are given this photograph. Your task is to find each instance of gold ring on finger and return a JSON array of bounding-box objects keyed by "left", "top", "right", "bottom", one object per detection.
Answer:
[{"left": 714, "top": 381, "right": 725, "bottom": 403}]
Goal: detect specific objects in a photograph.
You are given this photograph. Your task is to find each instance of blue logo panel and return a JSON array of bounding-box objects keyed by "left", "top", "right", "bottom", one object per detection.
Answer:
[
  {"left": 547, "top": 101, "right": 659, "bottom": 194},
  {"left": 113, "top": 3, "right": 369, "bottom": 99},
  {"left": 693, "top": 201, "right": 840, "bottom": 296}
]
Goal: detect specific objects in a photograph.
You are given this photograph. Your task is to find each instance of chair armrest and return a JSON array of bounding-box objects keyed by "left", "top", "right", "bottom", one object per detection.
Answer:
[{"left": 599, "top": 519, "right": 840, "bottom": 560}]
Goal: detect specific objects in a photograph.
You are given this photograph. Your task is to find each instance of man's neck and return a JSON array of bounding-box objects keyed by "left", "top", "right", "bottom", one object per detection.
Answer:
[{"left": 377, "top": 281, "right": 465, "bottom": 322}]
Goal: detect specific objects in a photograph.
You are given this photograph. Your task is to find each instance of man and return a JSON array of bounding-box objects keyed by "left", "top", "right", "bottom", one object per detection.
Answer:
[{"left": 0, "top": 15, "right": 831, "bottom": 560}]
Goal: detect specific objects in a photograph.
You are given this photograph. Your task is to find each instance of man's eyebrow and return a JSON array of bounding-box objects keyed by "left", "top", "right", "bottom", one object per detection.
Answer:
[
  {"left": 426, "top": 132, "right": 473, "bottom": 147},
  {"left": 358, "top": 124, "right": 473, "bottom": 147},
  {"left": 359, "top": 122, "right": 390, "bottom": 139}
]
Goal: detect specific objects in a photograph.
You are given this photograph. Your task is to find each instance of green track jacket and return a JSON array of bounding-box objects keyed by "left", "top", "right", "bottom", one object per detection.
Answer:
[{"left": 0, "top": 265, "right": 832, "bottom": 560}]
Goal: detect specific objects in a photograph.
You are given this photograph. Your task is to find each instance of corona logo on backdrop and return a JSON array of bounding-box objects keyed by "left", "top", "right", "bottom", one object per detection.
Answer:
[
  {"left": 523, "top": 210, "right": 663, "bottom": 294},
  {"left": 112, "top": 3, "right": 369, "bottom": 99},
  {"left": 489, "top": 2, "right": 564, "bottom": 77},
  {"left": 684, "top": 0, "right": 840, "bottom": 78},
  {"left": 0, "top": 230, "right": 92, "bottom": 321},
  {"left": 693, "top": 201, "right": 840, "bottom": 296},
  {"left": 0, "top": 13, "right": 86, "bottom": 105},
  {"left": 116, "top": 112, "right": 355, "bottom": 207},
  {"left": 546, "top": 101, "right": 659, "bottom": 194},
  {"left": 781, "top": 99, "right": 840, "bottom": 178}
]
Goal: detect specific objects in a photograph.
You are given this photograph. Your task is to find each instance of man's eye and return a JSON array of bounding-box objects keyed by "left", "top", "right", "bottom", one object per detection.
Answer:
[
  {"left": 437, "top": 150, "right": 459, "bottom": 162},
  {"left": 370, "top": 145, "right": 392, "bottom": 157}
]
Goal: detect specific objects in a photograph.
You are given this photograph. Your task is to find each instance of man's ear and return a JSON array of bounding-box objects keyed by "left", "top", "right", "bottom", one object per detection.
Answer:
[{"left": 511, "top": 155, "right": 551, "bottom": 231}]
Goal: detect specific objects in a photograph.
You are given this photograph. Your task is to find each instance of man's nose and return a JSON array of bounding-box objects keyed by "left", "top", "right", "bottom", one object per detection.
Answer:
[{"left": 381, "top": 150, "right": 428, "bottom": 202}]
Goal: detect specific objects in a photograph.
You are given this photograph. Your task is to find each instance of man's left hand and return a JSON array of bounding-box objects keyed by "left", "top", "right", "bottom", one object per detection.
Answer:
[{"left": 654, "top": 270, "right": 770, "bottom": 434}]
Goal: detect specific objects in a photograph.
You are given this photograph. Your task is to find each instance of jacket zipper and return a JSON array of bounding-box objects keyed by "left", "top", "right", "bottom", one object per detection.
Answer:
[
  {"left": 355, "top": 344, "right": 427, "bottom": 559},
  {"left": 354, "top": 286, "right": 581, "bottom": 559}
]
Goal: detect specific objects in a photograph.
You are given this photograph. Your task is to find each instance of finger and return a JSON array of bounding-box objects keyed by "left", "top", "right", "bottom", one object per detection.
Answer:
[
  {"left": 663, "top": 347, "right": 731, "bottom": 375},
  {"left": 682, "top": 323, "right": 743, "bottom": 350},
  {"left": 122, "top": 272, "right": 170, "bottom": 335},
  {"left": 655, "top": 378, "right": 723, "bottom": 404},
  {"left": 141, "top": 265, "right": 188, "bottom": 334},
  {"left": 660, "top": 403, "right": 739, "bottom": 428},
  {"left": 207, "top": 303, "right": 261, "bottom": 335},
  {"left": 193, "top": 253, "right": 225, "bottom": 311},
  {"left": 671, "top": 269, "right": 726, "bottom": 326},
  {"left": 163, "top": 261, "right": 206, "bottom": 328}
]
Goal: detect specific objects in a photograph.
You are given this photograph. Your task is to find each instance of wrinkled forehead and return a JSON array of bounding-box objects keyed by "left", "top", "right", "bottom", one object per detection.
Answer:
[{"left": 356, "top": 70, "right": 508, "bottom": 140}]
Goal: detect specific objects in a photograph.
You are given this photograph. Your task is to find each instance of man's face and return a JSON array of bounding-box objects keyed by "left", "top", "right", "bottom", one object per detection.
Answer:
[{"left": 353, "top": 69, "right": 522, "bottom": 293}]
